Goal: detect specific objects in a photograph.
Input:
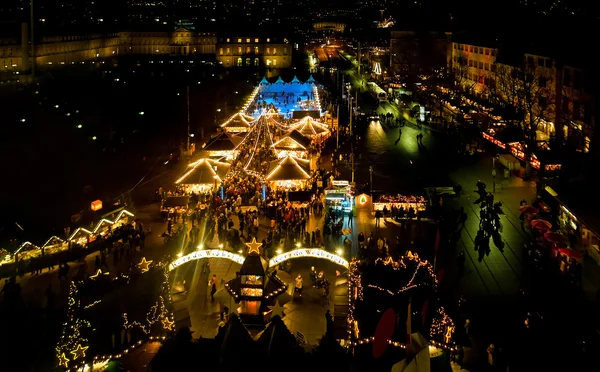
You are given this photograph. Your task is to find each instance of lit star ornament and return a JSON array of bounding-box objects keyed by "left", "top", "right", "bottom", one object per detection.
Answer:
[
  {"left": 137, "top": 257, "right": 153, "bottom": 273},
  {"left": 70, "top": 344, "right": 89, "bottom": 360},
  {"left": 162, "top": 317, "right": 175, "bottom": 331},
  {"left": 245, "top": 238, "right": 262, "bottom": 255},
  {"left": 58, "top": 353, "right": 70, "bottom": 368},
  {"left": 268, "top": 301, "right": 285, "bottom": 318}
]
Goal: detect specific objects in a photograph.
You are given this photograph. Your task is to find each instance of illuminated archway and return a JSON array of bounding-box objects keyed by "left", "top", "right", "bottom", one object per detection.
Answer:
[
  {"left": 268, "top": 248, "right": 349, "bottom": 269},
  {"left": 168, "top": 249, "right": 245, "bottom": 271}
]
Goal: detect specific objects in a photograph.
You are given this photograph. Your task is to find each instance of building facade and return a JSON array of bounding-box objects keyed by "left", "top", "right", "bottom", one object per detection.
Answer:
[
  {"left": 1, "top": 27, "right": 291, "bottom": 79},
  {"left": 450, "top": 41, "right": 498, "bottom": 96},
  {"left": 215, "top": 36, "right": 292, "bottom": 68}
]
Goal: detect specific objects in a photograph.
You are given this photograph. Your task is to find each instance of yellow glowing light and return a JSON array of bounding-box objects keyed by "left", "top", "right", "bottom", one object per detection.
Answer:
[
  {"left": 161, "top": 317, "right": 175, "bottom": 331},
  {"left": 90, "top": 269, "right": 107, "bottom": 279},
  {"left": 58, "top": 353, "right": 70, "bottom": 368},
  {"left": 137, "top": 257, "right": 153, "bottom": 273},
  {"left": 269, "top": 248, "right": 349, "bottom": 268},
  {"left": 336, "top": 249, "right": 343, "bottom": 255},
  {"left": 246, "top": 237, "right": 262, "bottom": 255},
  {"left": 276, "top": 248, "right": 283, "bottom": 255},
  {"left": 70, "top": 344, "right": 89, "bottom": 360},
  {"left": 359, "top": 194, "right": 367, "bottom": 205},
  {"left": 168, "top": 249, "right": 246, "bottom": 271}
]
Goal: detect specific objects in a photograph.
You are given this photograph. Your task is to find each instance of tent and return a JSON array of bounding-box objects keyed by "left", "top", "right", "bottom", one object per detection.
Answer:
[
  {"left": 266, "top": 156, "right": 311, "bottom": 181},
  {"left": 272, "top": 130, "right": 311, "bottom": 151},
  {"left": 275, "top": 76, "right": 284, "bottom": 84},
  {"left": 176, "top": 158, "right": 231, "bottom": 185},
  {"left": 220, "top": 113, "right": 255, "bottom": 132},
  {"left": 291, "top": 76, "right": 301, "bottom": 84},
  {"left": 306, "top": 75, "right": 316, "bottom": 83},
  {"left": 259, "top": 77, "right": 270, "bottom": 85},
  {"left": 294, "top": 116, "right": 330, "bottom": 137},
  {"left": 255, "top": 316, "right": 304, "bottom": 360},
  {"left": 202, "top": 132, "right": 243, "bottom": 153}
]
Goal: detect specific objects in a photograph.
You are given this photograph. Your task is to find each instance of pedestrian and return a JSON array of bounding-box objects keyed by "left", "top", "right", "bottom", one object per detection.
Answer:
[
  {"left": 295, "top": 274, "right": 303, "bottom": 297},
  {"left": 210, "top": 274, "right": 217, "bottom": 302},
  {"left": 347, "top": 209, "right": 353, "bottom": 227}
]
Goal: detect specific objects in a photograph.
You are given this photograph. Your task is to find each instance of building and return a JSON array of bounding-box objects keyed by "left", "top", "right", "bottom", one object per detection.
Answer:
[
  {"left": 216, "top": 36, "right": 292, "bottom": 68},
  {"left": 119, "top": 29, "right": 217, "bottom": 55},
  {"left": 449, "top": 40, "right": 498, "bottom": 97},
  {"left": 1, "top": 27, "right": 292, "bottom": 80}
]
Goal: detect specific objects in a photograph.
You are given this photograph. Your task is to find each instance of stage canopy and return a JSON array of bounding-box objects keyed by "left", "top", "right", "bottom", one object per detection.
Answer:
[
  {"left": 266, "top": 155, "right": 311, "bottom": 181},
  {"left": 176, "top": 158, "right": 231, "bottom": 185},
  {"left": 220, "top": 112, "right": 256, "bottom": 132},
  {"left": 272, "top": 130, "right": 311, "bottom": 151}
]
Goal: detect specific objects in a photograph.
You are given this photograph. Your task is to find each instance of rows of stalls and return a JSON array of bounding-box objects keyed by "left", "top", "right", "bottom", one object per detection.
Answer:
[
  {"left": 372, "top": 194, "right": 427, "bottom": 216},
  {"left": 482, "top": 129, "right": 562, "bottom": 175},
  {"left": 175, "top": 158, "right": 231, "bottom": 194},
  {"left": 265, "top": 155, "right": 312, "bottom": 191},
  {"left": 1, "top": 209, "right": 135, "bottom": 267}
]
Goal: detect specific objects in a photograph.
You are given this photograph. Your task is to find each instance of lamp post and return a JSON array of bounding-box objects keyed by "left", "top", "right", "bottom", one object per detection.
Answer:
[{"left": 369, "top": 166, "right": 373, "bottom": 195}]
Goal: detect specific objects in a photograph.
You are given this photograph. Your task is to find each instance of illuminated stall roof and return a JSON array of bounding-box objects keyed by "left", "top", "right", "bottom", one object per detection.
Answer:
[
  {"left": 272, "top": 130, "right": 311, "bottom": 151},
  {"left": 291, "top": 75, "right": 301, "bottom": 84},
  {"left": 275, "top": 76, "right": 284, "bottom": 84},
  {"left": 293, "top": 116, "right": 330, "bottom": 137},
  {"left": 14, "top": 241, "right": 40, "bottom": 255},
  {"left": 202, "top": 132, "right": 244, "bottom": 153},
  {"left": 220, "top": 112, "right": 256, "bottom": 132},
  {"left": 266, "top": 156, "right": 311, "bottom": 181},
  {"left": 176, "top": 158, "right": 231, "bottom": 185},
  {"left": 306, "top": 75, "right": 316, "bottom": 83},
  {"left": 259, "top": 77, "right": 270, "bottom": 85}
]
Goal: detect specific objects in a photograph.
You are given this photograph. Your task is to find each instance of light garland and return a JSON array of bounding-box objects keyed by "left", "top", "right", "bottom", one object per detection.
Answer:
[{"left": 56, "top": 266, "right": 174, "bottom": 370}]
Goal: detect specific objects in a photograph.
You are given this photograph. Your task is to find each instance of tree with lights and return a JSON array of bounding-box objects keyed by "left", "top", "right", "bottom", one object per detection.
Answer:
[{"left": 56, "top": 281, "right": 92, "bottom": 370}]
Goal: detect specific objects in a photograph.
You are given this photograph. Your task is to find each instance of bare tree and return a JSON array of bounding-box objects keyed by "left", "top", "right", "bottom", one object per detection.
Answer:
[
  {"left": 450, "top": 51, "right": 476, "bottom": 93},
  {"left": 493, "top": 59, "right": 555, "bottom": 172}
]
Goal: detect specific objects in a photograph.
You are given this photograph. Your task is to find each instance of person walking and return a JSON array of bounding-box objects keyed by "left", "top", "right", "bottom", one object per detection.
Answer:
[
  {"left": 210, "top": 274, "right": 217, "bottom": 302},
  {"left": 295, "top": 274, "right": 303, "bottom": 297},
  {"left": 347, "top": 209, "right": 353, "bottom": 227}
]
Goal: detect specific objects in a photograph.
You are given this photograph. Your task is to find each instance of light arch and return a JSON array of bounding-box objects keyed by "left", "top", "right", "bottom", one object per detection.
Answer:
[
  {"left": 168, "top": 249, "right": 245, "bottom": 271},
  {"left": 269, "top": 248, "right": 349, "bottom": 269}
]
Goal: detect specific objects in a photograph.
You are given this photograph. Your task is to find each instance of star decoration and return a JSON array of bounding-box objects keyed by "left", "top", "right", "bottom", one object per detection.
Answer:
[
  {"left": 162, "top": 317, "right": 175, "bottom": 331},
  {"left": 245, "top": 238, "right": 262, "bottom": 255},
  {"left": 268, "top": 301, "right": 285, "bottom": 318},
  {"left": 70, "top": 344, "right": 88, "bottom": 360},
  {"left": 137, "top": 257, "right": 153, "bottom": 273},
  {"left": 90, "top": 269, "right": 108, "bottom": 279},
  {"left": 58, "top": 353, "right": 70, "bottom": 368}
]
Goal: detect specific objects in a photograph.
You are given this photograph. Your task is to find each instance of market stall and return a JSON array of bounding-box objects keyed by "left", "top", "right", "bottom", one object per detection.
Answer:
[
  {"left": 265, "top": 155, "right": 312, "bottom": 190},
  {"left": 176, "top": 158, "right": 231, "bottom": 192},
  {"left": 201, "top": 132, "right": 244, "bottom": 160},
  {"left": 292, "top": 116, "right": 330, "bottom": 143},
  {"left": 220, "top": 112, "right": 256, "bottom": 133},
  {"left": 272, "top": 130, "right": 311, "bottom": 159},
  {"left": 161, "top": 195, "right": 190, "bottom": 214},
  {"left": 324, "top": 180, "right": 354, "bottom": 213},
  {"left": 13, "top": 241, "right": 41, "bottom": 261}
]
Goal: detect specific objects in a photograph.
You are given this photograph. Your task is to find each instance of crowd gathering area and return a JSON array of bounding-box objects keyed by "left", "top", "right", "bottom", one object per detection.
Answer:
[{"left": 0, "top": 76, "right": 463, "bottom": 372}]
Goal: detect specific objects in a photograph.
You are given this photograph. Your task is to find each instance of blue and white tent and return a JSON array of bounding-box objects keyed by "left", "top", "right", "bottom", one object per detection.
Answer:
[
  {"left": 275, "top": 76, "right": 284, "bottom": 84},
  {"left": 259, "top": 77, "right": 270, "bottom": 85},
  {"left": 291, "top": 76, "right": 301, "bottom": 84},
  {"left": 306, "top": 75, "right": 316, "bottom": 83}
]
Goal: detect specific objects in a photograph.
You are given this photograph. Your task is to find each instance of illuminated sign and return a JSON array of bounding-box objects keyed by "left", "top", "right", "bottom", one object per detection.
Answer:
[
  {"left": 269, "top": 248, "right": 349, "bottom": 268},
  {"left": 169, "top": 249, "right": 245, "bottom": 271},
  {"left": 332, "top": 180, "right": 349, "bottom": 186}
]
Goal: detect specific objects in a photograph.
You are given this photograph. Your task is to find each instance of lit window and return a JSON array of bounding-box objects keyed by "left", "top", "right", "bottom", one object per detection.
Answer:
[
  {"left": 219, "top": 48, "right": 223, "bottom": 55},
  {"left": 237, "top": 38, "right": 242, "bottom": 43},
  {"left": 267, "top": 38, "right": 270, "bottom": 42},
  {"left": 273, "top": 48, "right": 277, "bottom": 54},
  {"left": 255, "top": 38, "right": 259, "bottom": 43},
  {"left": 266, "top": 47, "right": 270, "bottom": 54},
  {"left": 246, "top": 38, "right": 250, "bottom": 43},
  {"left": 273, "top": 59, "right": 277, "bottom": 66},
  {"left": 238, "top": 47, "right": 242, "bottom": 53},
  {"left": 226, "top": 38, "right": 230, "bottom": 42}
]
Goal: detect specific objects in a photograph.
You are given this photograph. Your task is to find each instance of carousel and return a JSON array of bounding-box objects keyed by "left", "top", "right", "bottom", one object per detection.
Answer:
[
  {"left": 176, "top": 158, "right": 231, "bottom": 193},
  {"left": 265, "top": 155, "right": 312, "bottom": 190}
]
